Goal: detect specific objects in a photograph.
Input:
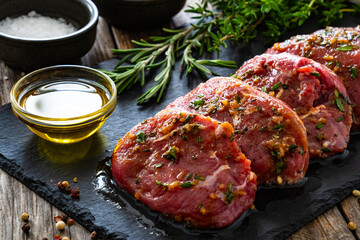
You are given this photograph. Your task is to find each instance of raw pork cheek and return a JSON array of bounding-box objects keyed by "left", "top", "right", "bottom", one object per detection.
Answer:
[
  {"left": 112, "top": 109, "right": 257, "bottom": 229},
  {"left": 235, "top": 53, "right": 352, "bottom": 159},
  {"left": 267, "top": 26, "right": 359, "bottom": 129},
  {"left": 166, "top": 78, "right": 309, "bottom": 185}
]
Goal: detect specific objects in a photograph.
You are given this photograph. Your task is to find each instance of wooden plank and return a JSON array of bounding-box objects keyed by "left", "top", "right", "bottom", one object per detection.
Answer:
[
  {"left": 340, "top": 195, "right": 360, "bottom": 238},
  {"left": 288, "top": 206, "right": 355, "bottom": 240},
  {"left": 0, "top": 62, "right": 23, "bottom": 106},
  {"left": 0, "top": 171, "right": 14, "bottom": 240},
  {"left": 80, "top": 17, "right": 115, "bottom": 67}
]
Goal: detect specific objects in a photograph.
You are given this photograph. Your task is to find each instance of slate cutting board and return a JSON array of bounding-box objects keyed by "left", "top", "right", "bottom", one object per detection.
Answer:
[{"left": 1, "top": 14, "right": 360, "bottom": 240}]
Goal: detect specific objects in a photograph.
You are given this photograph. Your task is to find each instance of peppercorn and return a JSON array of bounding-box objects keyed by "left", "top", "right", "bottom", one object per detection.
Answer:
[
  {"left": 64, "top": 184, "right": 72, "bottom": 192},
  {"left": 71, "top": 188, "right": 80, "bottom": 198},
  {"left": 90, "top": 231, "right": 97, "bottom": 239},
  {"left": 60, "top": 214, "right": 68, "bottom": 222},
  {"left": 21, "top": 212, "right": 29, "bottom": 221},
  {"left": 348, "top": 221, "right": 357, "bottom": 230},
  {"left": 353, "top": 189, "right": 360, "bottom": 197},
  {"left": 67, "top": 219, "right": 75, "bottom": 226},
  {"left": 21, "top": 223, "right": 31, "bottom": 234},
  {"left": 57, "top": 181, "right": 64, "bottom": 190},
  {"left": 56, "top": 221, "right": 66, "bottom": 231},
  {"left": 62, "top": 237, "right": 70, "bottom": 240},
  {"left": 42, "top": 238, "right": 48, "bottom": 240}
]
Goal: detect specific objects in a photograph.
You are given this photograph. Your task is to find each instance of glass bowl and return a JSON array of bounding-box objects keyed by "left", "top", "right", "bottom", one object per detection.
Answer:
[{"left": 10, "top": 65, "right": 117, "bottom": 144}]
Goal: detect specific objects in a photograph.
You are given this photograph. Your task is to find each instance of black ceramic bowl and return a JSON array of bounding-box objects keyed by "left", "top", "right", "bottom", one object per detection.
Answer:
[
  {"left": 0, "top": 0, "right": 98, "bottom": 72},
  {"left": 93, "top": 0, "right": 186, "bottom": 29}
]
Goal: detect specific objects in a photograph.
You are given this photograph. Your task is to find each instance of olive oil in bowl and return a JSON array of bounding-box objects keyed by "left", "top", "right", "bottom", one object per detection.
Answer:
[{"left": 11, "top": 65, "right": 117, "bottom": 144}]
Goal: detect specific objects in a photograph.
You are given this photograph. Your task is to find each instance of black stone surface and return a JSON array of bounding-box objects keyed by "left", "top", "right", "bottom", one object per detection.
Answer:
[{"left": 1, "top": 14, "right": 360, "bottom": 240}]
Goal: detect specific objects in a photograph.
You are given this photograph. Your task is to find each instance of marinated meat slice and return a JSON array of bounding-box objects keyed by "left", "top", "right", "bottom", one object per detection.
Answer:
[
  {"left": 166, "top": 78, "right": 309, "bottom": 185},
  {"left": 235, "top": 53, "right": 352, "bottom": 159},
  {"left": 266, "top": 26, "right": 360, "bottom": 129},
  {"left": 112, "top": 109, "right": 257, "bottom": 229}
]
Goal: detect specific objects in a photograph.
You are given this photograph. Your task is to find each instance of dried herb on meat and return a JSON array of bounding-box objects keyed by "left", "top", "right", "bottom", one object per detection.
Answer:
[
  {"left": 224, "top": 182, "right": 236, "bottom": 204},
  {"left": 136, "top": 130, "right": 146, "bottom": 143}
]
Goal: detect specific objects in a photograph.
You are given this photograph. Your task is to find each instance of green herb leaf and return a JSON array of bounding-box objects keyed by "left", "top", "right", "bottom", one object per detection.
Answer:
[
  {"left": 316, "top": 122, "right": 325, "bottom": 129},
  {"left": 136, "top": 131, "right": 146, "bottom": 143},
  {"left": 180, "top": 181, "right": 193, "bottom": 188},
  {"left": 310, "top": 72, "right": 321, "bottom": 77},
  {"left": 271, "top": 82, "right": 282, "bottom": 91},
  {"left": 224, "top": 183, "right": 236, "bottom": 204},
  {"left": 336, "top": 45, "right": 355, "bottom": 51}
]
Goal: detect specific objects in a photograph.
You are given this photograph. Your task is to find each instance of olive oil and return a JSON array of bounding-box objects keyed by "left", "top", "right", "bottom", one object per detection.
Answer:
[{"left": 20, "top": 80, "right": 109, "bottom": 118}]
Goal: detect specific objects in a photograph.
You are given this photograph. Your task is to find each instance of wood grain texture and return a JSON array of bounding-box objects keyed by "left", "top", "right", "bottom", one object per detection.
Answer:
[
  {"left": 0, "top": 0, "right": 359, "bottom": 239},
  {"left": 340, "top": 196, "right": 360, "bottom": 238},
  {"left": 288, "top": 206, "right": 355, "bottom": 240}
]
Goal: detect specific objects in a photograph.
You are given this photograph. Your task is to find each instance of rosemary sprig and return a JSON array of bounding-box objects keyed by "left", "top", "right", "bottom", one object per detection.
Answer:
[{"left": 103, "top": 0, "right": 360, "bottom": 104}]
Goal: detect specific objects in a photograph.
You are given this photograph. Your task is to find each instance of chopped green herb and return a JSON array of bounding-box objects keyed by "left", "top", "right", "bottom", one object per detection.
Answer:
[
  {"left": 191, "top": 99, "right": 205, "bottom": 110},
  {"left": 262, "top": 86, "right": 268, "bottom": 93},
  {"left": 259, "top": 126, "right": 267, "bottom": 132},
  {"left": 235, "top": 93, "right": 240, "bottom": 103},
  {"left": 229, "top": 133, "right": 235, "bottom": 142},
  {"left": 241, "top": 127, "right": 248, "bottom": 135},
  {"left": 155, "top": 163, "right": 163, "bottom": 168},
  {"left": 336, "top": 98, "right": 345, "bottom": 112},
  {"left": 289, "top": 145, "right": 298, "bottom": 153},
  {"left": 257, "top": 105, "right": 262, "bottom": 112},
  {"left": 224, "top": 183, "right": 236, "bottom": 204},
  {"left": 337, "top": 116, "right": 343, "bottom": 122},
  {"left": 142, "top": 149, "right": 151, "bottom": 152},
  {"left": 163, "top": 146, "right": 178, "bottom": 162},
  {"left": 282, "top": 84, "right": 289, "bottom": 89},
  {"left": 334, "top": 89, "right": 339, "bottom": 98},
  {"left": 270, "top": 150, "right": 277, "bottom": 157},
  {"left": 310, "top": 72, "right": 321, "bottom": 77},
  {"left": 192, "top": 155, "right": 197, "bottom": 160},
  {"left": 180, "top": 114, "right": 197, "bottom": 126},
  {"left": 336, "top": 45, "right": 356, "bottom": 51},
  {"left": 149, "top": 132, "right": 156, "bottom": 137},
  {"left": 275, "top": 161, "right": 284, "bottom": 174},
  {"left": 272, "top": 124, "right": 284, "bottom": 130},
  {"left": 321, "top": 147, "right": 332, "bottom": 152},
  {"left": 316, "top": 122, "right": 324, "bottom": 129},
  {"left": 222, "top": 133, "right": 226, "bottom": 138},
  {"left": 180, "top": 135, "right": 187, "bottom": 141},
  {"left": 235, "top": 107, "right": 245, "bottom": 111},
  {"left": 349, "top": 66, "right": 359, "bottom": 79},
  {"left": 271, "top": 82, "right": 282, "bottom": 91},
  {"left": 156, "top": 180, "right": 168, "bottom": 187},
  {"left": 180, "top": 181, "right": 193, "bottom": 188},
  {"left": 298, "top": 146, "right": 305, "bottom": 155},
  {"left": 225, "top": 155, "right": 232, "bottom": 159},
  {"left": 136, "top": 130, "right": 146, "bottom": 143},
  {"left": 234, "top": 130, "right": 240, "bottom": 134},
  {"left": 186, "top": 173, "right": 193, "bottom": 180},
  {"left": 135, "top": 179, "right": 139, "bottom": 184},
  {"left": 194, "top": 173, "right": 205, "bottom": 181},
  {"left": 198, "top": 136, "right": 203, "bottom": 143}
]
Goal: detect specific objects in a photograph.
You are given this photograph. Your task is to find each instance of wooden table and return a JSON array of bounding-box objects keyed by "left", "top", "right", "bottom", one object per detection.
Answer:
[{"left": 0, "top": 1, "right": 359, "bottom": 239}]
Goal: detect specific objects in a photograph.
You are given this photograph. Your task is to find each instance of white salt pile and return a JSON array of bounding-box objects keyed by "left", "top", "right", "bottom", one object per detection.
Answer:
[{"left": 0, "top": 11, "right": 77, "bottom": 39}]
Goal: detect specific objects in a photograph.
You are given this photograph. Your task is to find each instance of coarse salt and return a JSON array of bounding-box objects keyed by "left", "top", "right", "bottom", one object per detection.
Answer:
[{"left": 0, "top": 11, "right": 77, "bottom": 39}]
